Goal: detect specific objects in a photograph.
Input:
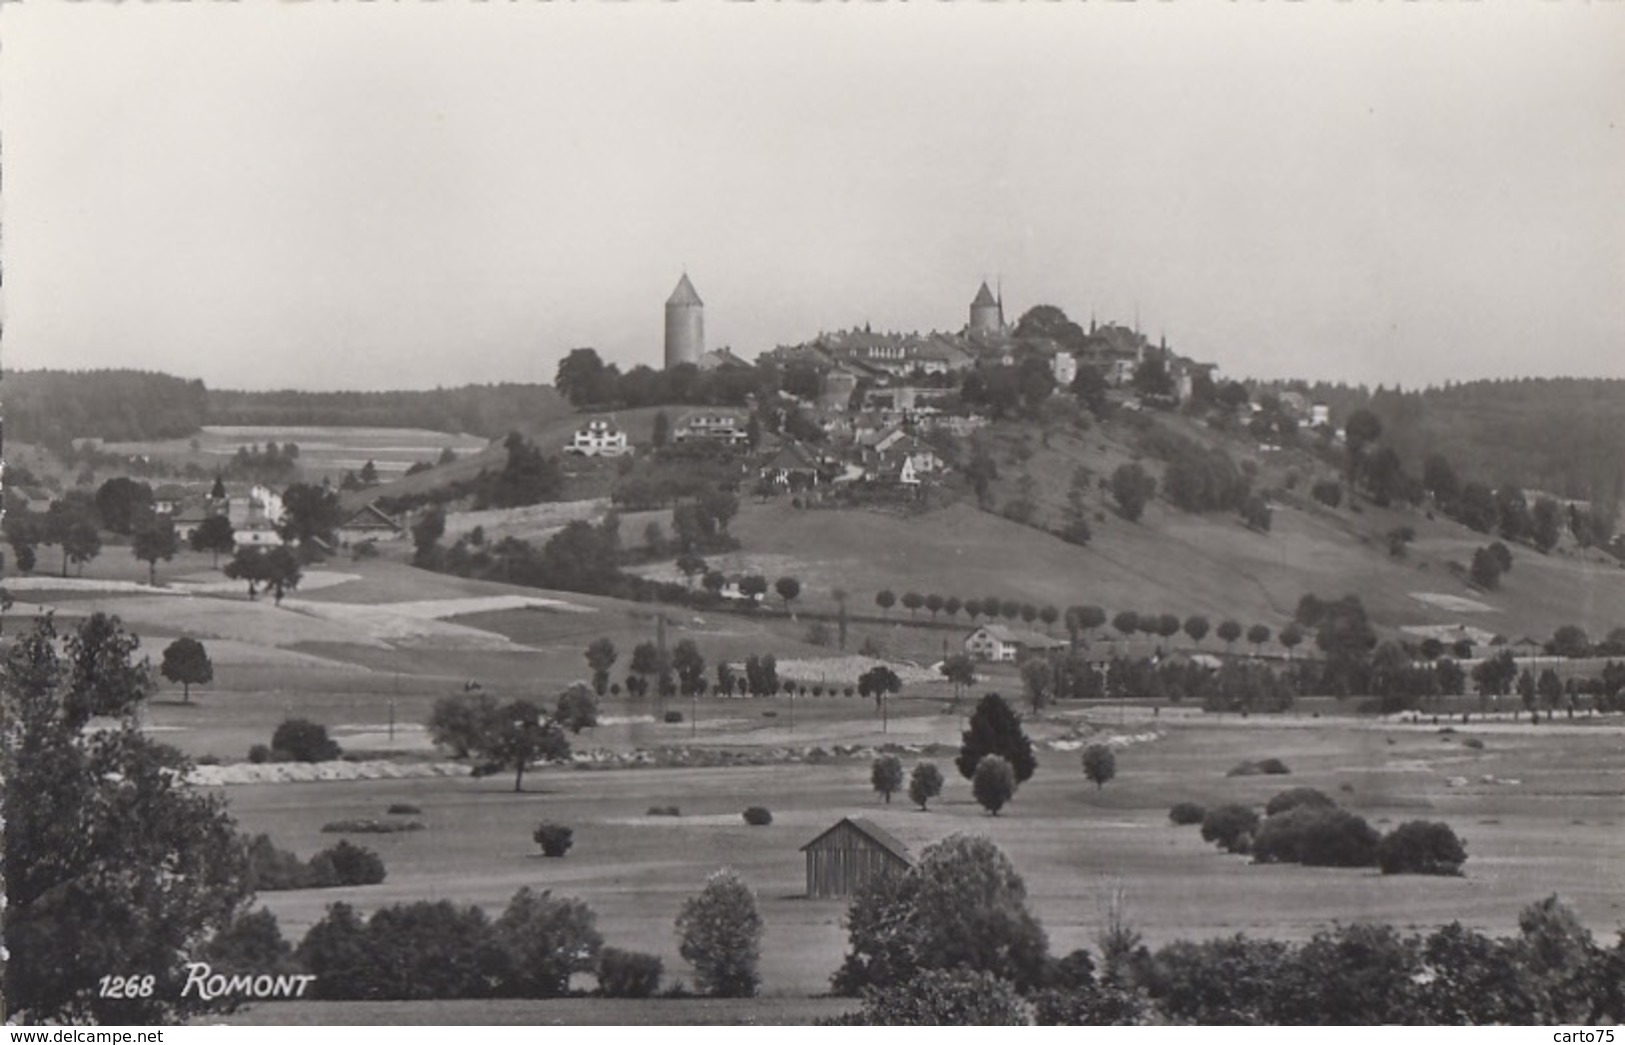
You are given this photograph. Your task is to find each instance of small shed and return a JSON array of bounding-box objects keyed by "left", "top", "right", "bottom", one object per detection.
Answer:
[{"left": 800, "top": 817, "right": 912, "bottom": 899}]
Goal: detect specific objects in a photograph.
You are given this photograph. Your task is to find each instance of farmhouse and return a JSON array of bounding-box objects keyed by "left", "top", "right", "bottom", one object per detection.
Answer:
[
  {"left": 801, "top": 816, "right": 912, "bottom": 899},
  {"left": 673, "top": 410, "right": 750, "bottom": 447},
  {"left": 758, "top": 440, "right": 829, "bottom": 490},
  {"left": 336, "top": 504, "right": 405, "bottom": 545},
  {"left": 964, "top": 623, "right": 1068, "bottom": 662},
  {"left": 564, "top": 417, "right": 632, "bottom": 458}
]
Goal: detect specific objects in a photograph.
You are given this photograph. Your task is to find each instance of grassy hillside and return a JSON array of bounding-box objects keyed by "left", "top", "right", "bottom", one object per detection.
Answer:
[{"left": 716, "top": 415, "right": 1625, "bottom": 647}]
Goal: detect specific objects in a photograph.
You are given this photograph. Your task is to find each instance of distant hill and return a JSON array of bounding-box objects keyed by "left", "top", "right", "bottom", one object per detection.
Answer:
[
  {"left": 205, "top": 383, "right": 572, "bottom": 439},
  {"left": 2, "top": 369, "right": 207, "bottom": 446},
  {"left": 2, "top": 370, "right": 572, "bottom": 444},
  {"left": 1299, "top": 378, "right": 1625, "bottom": 511}
]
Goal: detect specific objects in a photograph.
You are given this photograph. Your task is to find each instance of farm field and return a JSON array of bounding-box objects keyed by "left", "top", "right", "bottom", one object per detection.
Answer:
[
  {"left": 94, "top": 425, "right": 492, "bottom": 483},
  {"left": 209, "top": 708, "right": 1625, "bottom": 1023}
]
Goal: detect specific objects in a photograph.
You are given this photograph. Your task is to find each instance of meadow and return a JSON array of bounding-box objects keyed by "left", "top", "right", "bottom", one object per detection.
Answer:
[{"left": 9, "top": 515, "right": 1623, "bottom": 1025}]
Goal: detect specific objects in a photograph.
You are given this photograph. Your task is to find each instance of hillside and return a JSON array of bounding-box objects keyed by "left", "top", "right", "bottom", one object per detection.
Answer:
[{"left": 712, "top": 411, "right": 1625, "bottom": 648}]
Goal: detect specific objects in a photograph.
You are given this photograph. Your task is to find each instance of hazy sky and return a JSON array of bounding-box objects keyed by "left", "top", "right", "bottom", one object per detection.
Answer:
[{"left": 4, "top": 2, "right": 1622, "bottom": 392}]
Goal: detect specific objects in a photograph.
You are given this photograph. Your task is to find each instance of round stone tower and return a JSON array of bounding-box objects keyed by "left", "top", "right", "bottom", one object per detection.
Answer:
[
  {"left": 969, "top": 280, "right": 1003, "bottom": 336},
  {"left": 664, "top": 273, "right": 705, "bottom": 369}
]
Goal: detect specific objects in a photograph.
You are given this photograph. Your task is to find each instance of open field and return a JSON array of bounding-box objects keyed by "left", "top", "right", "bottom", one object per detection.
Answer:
[
  {"left": 94, "top": 425, "right": 492, "bottom": 483},
  {"left": 208, "top": 708, "right": 1624, "bottom": 1022}
]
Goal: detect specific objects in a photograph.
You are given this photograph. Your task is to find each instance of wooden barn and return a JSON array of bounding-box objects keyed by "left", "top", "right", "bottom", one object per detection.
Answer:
[{"left": 800, "top": 817, "right": 912, "bottom": 899}]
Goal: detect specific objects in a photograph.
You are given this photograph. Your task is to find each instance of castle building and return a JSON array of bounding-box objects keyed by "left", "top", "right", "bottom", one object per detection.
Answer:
[
  {"left": 968, "top": 281, "right": 1005, "bottom": 336},
  {"left": 664, "top": 273, "right": 705, "bottom": 369}
]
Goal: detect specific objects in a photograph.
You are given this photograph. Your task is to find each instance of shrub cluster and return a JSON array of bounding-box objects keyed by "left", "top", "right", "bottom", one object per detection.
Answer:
[
  {"left": 1200, "top": 804, "right": 1260, "bottom": 853},
  {"left": 1252, "top": 806, "right": 1382, "bottom": 868},
  {"left": 1200, "top": 791, "right": 1468, "bottom": 876},
  {"left": 533, "top": 822, "right": 574, "bottom": 858},
  {"left": 1377, "top": 821, "right": 1468, "bottom": 876},
  {"left": 387, "top": 803, "right": 423, "bottom": 816},
  {"left": 596, "top": 947, "right": 664, "bottom": 999},
  {"left": 246, "top": 835, "right": 387, "bottom": 891},
  {"left": 647, "top": 805, "right": 681, "bottom": 817},
  {"left": 267, "top": 719, "right": 343, "bottom": 763},
  {"left": 1226, "top": 758, "right": 1290, "bottom": 777},
  {"left": 1168, "top": 802, "right": 1206, "bottom": 826},
  {"left": 321, "top": 819, "right": 425, "bottom": 834},
  {"left": 742, "top": 807, "right": 773, "bottom": 826},
  {"left": 297, "top": 889, "right": 606, "bottom": 1000}
]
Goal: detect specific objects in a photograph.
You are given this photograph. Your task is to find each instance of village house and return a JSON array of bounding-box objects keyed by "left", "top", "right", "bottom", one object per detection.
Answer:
[
  {"left": 963, "top": 623, "right": 1069, "bottom": 662},
  {"left": 758, "top": 440, "right": 830, "bottom": 491},
  {"left": 672, "top": 410, "right": 751, "bottom": 447},
  {"left": 564, "top": 417, "right": 632, "bottom": 458}
]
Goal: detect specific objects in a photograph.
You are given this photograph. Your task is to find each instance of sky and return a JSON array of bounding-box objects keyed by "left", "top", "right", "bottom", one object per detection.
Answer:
[{"left": 3, "top": 2, "right": 1622, "bottom": 393}]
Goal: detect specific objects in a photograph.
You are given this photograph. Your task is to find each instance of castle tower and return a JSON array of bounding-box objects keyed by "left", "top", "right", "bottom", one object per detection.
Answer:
[
  {"left": 664, "top": 273, "right": 705, "bottom": 369},
  {"left": 968, "top": 281, "right": 1003, "bottom": 336}
]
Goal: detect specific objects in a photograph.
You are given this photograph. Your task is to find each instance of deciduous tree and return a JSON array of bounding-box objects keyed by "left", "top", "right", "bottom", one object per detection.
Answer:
[
  {"left": 676, "top": 869, "right": 763, "bottom": 998},
  {"left": 160, "top": 637, "right": 213, "bottom": 703}
]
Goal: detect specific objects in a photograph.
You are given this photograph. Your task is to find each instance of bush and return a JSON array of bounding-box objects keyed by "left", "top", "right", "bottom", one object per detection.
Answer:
[
  {"left": 1169, "top": 802, "right": 1206, "bottom": 826},
  {"left": 742, "top": 806, "right": 773, "bottom": 826},
  {"left": 647, "top": 806, "right": 681, "bottom": 817},
  {"left": 1462, "top": 737, "right": 1485, "bottom": 750},
  {"left": 664, "top": 710, "right": 684, "bottom": 724},
  {"left": 387, "top": 803, "right": 423, "bottom": 815},
  {"left": 1200, "top": 804, "right": 1259, "bottom": 852},
  {"left": 1377, "top": 820, "right": 1467, "bottom": 876},
  {"left": 832, "top": 969, "right": 1031, "bottom": 1025},
  {"left": 597, "top": 947, "right": 664, "bottom": 998},
  {"left": 271, "top": 718, "right": 343, "bottom": 763},
  {"left": 308, "top": 840, "right": 388, "bottom": 886},
  {"left": 533, "top": 822, "right": 574, "bottom": 857},
  {"left": 1264, "top": 787, "right": 1336, "bottom": 817},
  {"left": 1252, "top": 806, "right": 1380, "bottom": 867},
  {"left": 245, "top": 833, "right": 317, "bottom": 892},
  {"left": 248, "top": 744, "right": 272, "bottom": 765}
]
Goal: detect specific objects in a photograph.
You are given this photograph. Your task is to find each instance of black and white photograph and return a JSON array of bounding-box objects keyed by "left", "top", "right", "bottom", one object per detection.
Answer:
[{"left": 2, "top": 0, "right": 1623, "bottom": 1029}]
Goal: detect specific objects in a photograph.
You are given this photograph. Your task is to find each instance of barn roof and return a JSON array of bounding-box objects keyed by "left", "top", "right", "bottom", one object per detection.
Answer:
[{"left": 800, "top": 816, "right": 912, "bottom": 864}]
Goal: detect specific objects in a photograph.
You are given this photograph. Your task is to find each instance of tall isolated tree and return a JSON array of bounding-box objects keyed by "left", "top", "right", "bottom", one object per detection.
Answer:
[
  {"left": 956, "top": 693, "right": 1037, "bottom": 784},
  {"left": 1110, "top": 463, "right": 1156, "bottom": 522},
  {"left": 131, "top": 514, "right": 180, "bottom": 586},
  {"left": 871, "top": 754, "right": 904, "bottom": 804},
  {"left": 476, "top": 699, "right": 571, "bottom": 793},
  {"left": 939, "top": 653, "right": 976, "bottom": 699},
  {"left": 676, "top": 869, "right": 763, "bottom": 998},
  {"left": 775, "top": 576, "right": 802, "bottom": 618},
  {"left": 190, "top": 514, "right": 237, "bottom": 568},
  {"left": 1184, "top": 615, "right": 1211, "bottom": 647},
  {"left": 1020, "top": 656, "right": 1054, "bottom": 713},
  {"left": 3, "top": 616, "right": 250, "bottom": 1023},
  {"left": 1216, "top": 619, "right": 1243, "bottom": 653},
  {"left": 909, "top": 761, "right": 945, "bottom": 811},
  {"left": 160, "top": 637, "right": 213, "bottom": 703},
  {"left": 902, "top": 591, "right": 925, "bottom": 619},
  {"left": 875, "top": 589, "right": 896, "bottom": 620},
  {"left": 585, "top": 637, "right": 618, "bottom": 696},
  {"left": 1082, "top": 743, "right": 1117, "bottom": 791}
]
